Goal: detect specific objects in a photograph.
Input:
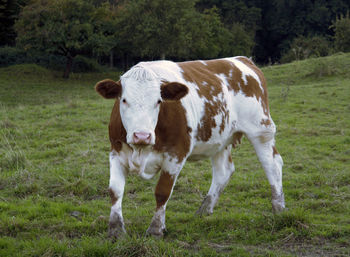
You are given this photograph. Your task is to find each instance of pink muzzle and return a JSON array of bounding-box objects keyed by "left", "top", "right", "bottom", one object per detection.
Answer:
[{"left": 133, "top": 132, "right": 152, "bottom": 145}]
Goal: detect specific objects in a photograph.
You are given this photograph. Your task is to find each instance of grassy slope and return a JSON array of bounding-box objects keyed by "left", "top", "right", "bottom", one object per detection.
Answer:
[{"left": 0, "top": 54, "right": 349, "bottom": 256}]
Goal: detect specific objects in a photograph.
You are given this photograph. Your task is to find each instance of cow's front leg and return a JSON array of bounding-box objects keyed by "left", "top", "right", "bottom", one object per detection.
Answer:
[
  {"left": 146, "top": 170, "right": 178, "bottom": 237},
  {"left": 108, "top": 151, "right": 127, "bottom": 239}
]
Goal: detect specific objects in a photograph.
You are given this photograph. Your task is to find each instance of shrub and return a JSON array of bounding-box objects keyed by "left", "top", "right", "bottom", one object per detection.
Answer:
[
  {"left": 281, "top": 35, "right": 332, "bottom": 63},
  {"left": 0, "top": 47, "right": 104, "bottom": 72},
  {"left": 72, "top": 55, "right": 103, "bottom": 73},
  {"left": 0, "top": 47, "right": 27, "bottom": 67},
  {"left": 0, "top": 47, "right": 66, "bottom": 70}
]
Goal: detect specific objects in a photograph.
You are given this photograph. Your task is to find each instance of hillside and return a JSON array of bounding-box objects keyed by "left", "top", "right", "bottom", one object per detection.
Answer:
[{"left": 0, "top": 54, "right": 349, "bottom": 256}]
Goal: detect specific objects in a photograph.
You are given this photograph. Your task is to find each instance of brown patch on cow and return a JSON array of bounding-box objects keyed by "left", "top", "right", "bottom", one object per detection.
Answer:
[
  {"left": 195, "top": 101, "right": 218, "bottom": 141},
  {"left": 258, "top": 131, "right": 273, "bottom": 144},
  {"left": 229, "top": 64, "right": 245, "bottom": 93},
  {"left": 109, "top": 188, "right": 118, "bottom": 205},
  {"left": 236, "top": 56, "right": 255, "bottom": 67},
  {"left": 154, "top": 101, "right": 191, "bottom": 162},
  {"left": 228, "top": 153, "right": 233, "bottom": 163},
  {"left": 229, "top": 57, "right": 269, "bottom": 116},
  {"left": 219, "top": 107, "right": 229, "bottom": 134},
  {"left": 178, "top": 60, "right": 232, "bottom": 141},
  {"left": 260, "top": 119, "right": 272, "bottom": 126},
  {"left": 109, "top": 99, "right": 127, "bottom": 152},
  {"left": 240, "top": 57, "right": 269, "bottom": 115},
  {"left": 232, "top": 132, "right": 243, "bottom": 148},
  {"left": 155, "top": 171, "right": 174, "bottom": 209},
  {"left": 272, "top": 146, "right": 279, "bottom": 157}
]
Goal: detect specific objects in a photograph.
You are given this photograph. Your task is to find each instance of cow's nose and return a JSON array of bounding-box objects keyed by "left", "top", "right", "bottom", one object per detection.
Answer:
[{"left": 133, "top": 132, "right": 151, "bottom": 145}]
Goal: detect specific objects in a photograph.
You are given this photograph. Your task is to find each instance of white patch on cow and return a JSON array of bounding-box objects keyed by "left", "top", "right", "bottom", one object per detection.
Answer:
[
  {"left": 139, "top": 151, "right": 163, "bottom": 179},
  {"left": 229, "top": 69, "right": 233, "bottom": 78},
  {"left": 206, "top": 145, "right": 235, "bottom": 211},
  {"left": 121, "top": 144, "right": 163, "bottom": 179},
  {"left": 227, "top": 57, "right": 264, "bottom": 93},
  {"left": 234, "top": 91, "right": 271, "bottom": 133},
  {"left": 162, "top": 154, "right": 184, "bottom": 176},
  {"left": 215, "top": 73, "right": 229, "bottom": 88},
  {"left": 200, "top": 60, "right": 208, "bottom": 66},
  {"left": 109, "top": 151, "right": 126, "bottom": 214}
]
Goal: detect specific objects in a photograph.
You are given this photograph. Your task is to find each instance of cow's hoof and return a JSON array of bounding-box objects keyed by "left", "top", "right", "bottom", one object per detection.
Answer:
[
  {"left": 108, "top": 226, "right": 126, "bottom": 240},
  {"left": 272, "top": 192, "right": 286, "bottom": 213},
  {"left": 272, "top": 200, "right": 286, "bottom": 213},
  {"left": 196, "top": 195, "right": 213, "bottom": 216},
  {"left": 108, "top": 218, "right": 126, "bottom": 240},
  {"left": 146, "top": 226, "right": 166, "bottom": 238}
]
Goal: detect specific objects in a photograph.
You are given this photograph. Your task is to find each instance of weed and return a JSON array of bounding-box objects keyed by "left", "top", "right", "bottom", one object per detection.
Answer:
[{"left": 280, "top": 83, "right": 290, "bottom": 102}]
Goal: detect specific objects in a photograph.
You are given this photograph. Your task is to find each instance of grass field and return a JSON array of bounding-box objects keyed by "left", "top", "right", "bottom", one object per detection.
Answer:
[{"left": 1, "top": 53, "right": 350, "bottom": 256}]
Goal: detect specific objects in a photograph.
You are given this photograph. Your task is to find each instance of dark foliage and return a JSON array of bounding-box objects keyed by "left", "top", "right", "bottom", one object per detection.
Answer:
[{"left": 1, "top": 0, "right": 350, "bottom": 68}]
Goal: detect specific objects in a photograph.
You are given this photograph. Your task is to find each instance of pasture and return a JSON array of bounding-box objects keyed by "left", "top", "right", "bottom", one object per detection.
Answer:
[{"left": 1, "top": 53, "right": 350, "bottom": 256}]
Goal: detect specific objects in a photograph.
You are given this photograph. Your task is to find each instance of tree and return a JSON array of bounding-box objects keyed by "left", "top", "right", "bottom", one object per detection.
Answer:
[
  {"left": 184, "top": 7, "right": 254, "bottom": 59},
  {"left": 332, "top": 12, "right": 350, "bottom": 53},
  {"left": 0, "top": 0, "right": 28, "bottom": 46},
  {"left": 195, "top": 0, "right": 259, "bottom": 54},
  {"left": 15, "top": 0, "right": 107, "bottom": 78},
  {"left": 253, "top": 0, "right": 350, "bottom": 63},
  {"left": 115, "top": 0, "right": 200, "bottom": 60},
  {"left": 114, "top": 0, "right": 254, "bottom": 64},
  {"left": 90, "top": 2, "right": 118, "bottom": 67}
]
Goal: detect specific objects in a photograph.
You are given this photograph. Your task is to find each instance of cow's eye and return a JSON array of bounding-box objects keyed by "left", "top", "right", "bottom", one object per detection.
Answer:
[
  {"left": 157, "top": 99, "right": 162, "bottom": 105},
  {"left": 122, "top": 98, "right": 127, "bottom": 104}
]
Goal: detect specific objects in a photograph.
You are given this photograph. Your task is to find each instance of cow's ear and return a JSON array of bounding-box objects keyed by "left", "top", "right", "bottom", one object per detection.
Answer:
[
  {"left": 161, "top": 82, "right": 188, "bottom": 101},
  {"left": 95, "top": 79, "right": 122, "bottom": 99}
]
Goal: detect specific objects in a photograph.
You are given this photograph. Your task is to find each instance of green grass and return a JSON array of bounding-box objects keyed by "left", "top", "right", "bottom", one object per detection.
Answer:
[{"left": 1, "top": 53, "right": 350, "bottom": 256}]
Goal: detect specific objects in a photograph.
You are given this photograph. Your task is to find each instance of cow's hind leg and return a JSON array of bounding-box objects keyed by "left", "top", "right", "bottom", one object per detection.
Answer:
[
  {"left": 247, "top": 131, "right": 285, "bottom": 212},
  {"left": 196, "top": 145, "right": 235, "bottom": 216},
  {"left": 147, "top": 170, "right": 179, "bottom": 237}
]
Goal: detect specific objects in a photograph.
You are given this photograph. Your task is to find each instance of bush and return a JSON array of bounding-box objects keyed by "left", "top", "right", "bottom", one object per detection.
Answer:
[
  {"left": 0, "top": 47, "right": 27, "bottom": 67},
  {"left": 332, "top": 12, "right": 350, "bottom": 53},
  {"left": 0, "top": 47, "right": 103, "bottom": 72},
  {"left": 0, "top": 47, "right": 66, "bottom": 70},
  {"left": 72, "top": 55, "right": 103, "bottom": 73},
  {"left": 281, "top": 35, "right": 332, "bottom": 63}
]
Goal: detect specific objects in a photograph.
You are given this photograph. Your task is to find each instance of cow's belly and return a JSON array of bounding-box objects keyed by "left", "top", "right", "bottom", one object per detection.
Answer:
[
  {"left": 188, "top": 127, "right": 234, "bottom": 161},
  {"left": 188, "top": 143, "right": 223, "bottom": 161}
]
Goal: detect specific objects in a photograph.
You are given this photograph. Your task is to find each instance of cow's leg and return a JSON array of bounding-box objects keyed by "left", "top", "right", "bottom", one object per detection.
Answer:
[
  {"left": 108, "top": 151, "right": 127, "bottom": 239},
  {"left": 247, "top": 134, "right": 285, "bottom": 212},
  {"left": 196, "top": 145, "right": 235, "bottom": 216},
  {"left": 146, "top": 170, "right": 179, "bottom": 237}
]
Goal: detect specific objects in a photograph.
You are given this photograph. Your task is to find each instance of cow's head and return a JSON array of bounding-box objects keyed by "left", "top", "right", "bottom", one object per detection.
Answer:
[{"left": 95, "top": 66, "right": 188, "bottom": 146}]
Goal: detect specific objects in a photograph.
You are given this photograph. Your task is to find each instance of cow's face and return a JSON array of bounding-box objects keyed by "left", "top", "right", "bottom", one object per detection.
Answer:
[{"left": 95, "top": 71, "right": 188, "bottom": 147}]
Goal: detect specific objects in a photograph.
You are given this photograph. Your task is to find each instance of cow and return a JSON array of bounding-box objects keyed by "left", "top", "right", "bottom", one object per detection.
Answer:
[{"left": 95, "top": 56, "right": 285, "bottom": 238}]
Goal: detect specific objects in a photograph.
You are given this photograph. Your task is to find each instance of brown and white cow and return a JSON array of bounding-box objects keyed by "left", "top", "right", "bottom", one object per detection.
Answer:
[{"left": 95, "top": 56, "right": 285, "bottom": 238}]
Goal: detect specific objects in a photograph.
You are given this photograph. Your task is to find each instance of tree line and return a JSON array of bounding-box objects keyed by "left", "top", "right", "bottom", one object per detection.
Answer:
[{"left": 1, "top": 0, "right": 350, "bottom": 78}]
